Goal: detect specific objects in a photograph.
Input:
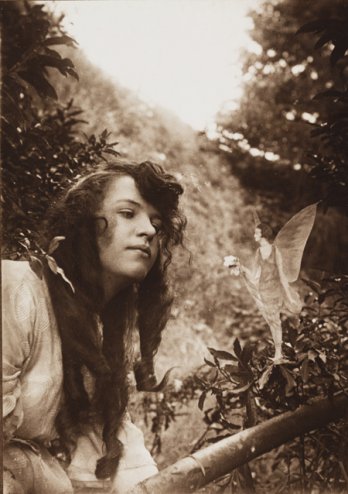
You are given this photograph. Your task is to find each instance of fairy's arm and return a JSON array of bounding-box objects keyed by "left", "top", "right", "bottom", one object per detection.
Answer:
[{"left": 241, "top": 249, "right": 261, "bottom": 284}]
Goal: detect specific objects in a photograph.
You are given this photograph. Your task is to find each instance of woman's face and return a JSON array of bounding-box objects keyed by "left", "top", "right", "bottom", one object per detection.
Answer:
[{"left": 96, "top": 175, "right": 162, "bottom": 298}]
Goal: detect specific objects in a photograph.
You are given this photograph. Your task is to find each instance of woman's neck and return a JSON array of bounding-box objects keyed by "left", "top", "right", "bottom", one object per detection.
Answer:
[
  {"left": 259, "top": 241, "right": 272, "bottom": 260},
  {"left": 101, "top": 272, "right": 130, "bottom": 306}
]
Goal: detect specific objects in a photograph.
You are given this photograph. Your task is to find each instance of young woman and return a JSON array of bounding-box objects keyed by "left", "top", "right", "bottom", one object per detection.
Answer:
[{"left": 3, "top": 161, "right": 186, "bottom": 493}]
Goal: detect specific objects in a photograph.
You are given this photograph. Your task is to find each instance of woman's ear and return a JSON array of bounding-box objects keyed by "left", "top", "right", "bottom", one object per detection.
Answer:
[{"left": 94, "top": 216, "right": 109, "bottom": 236}]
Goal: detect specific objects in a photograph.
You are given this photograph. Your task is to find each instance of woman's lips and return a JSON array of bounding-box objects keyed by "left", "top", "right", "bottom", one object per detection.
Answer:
[{"left": 127, "top": 245, "right": 151, "bottom": 257}]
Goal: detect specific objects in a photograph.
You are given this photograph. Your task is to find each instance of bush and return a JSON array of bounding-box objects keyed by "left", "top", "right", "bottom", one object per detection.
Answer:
[{"left": 1, "top": 1, "right": 119, "bottom": 256}]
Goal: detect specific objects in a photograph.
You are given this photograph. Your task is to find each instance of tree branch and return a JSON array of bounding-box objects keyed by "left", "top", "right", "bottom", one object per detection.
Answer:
[{"left": 129, "top": 393, "right": 348, "bottom": 494}]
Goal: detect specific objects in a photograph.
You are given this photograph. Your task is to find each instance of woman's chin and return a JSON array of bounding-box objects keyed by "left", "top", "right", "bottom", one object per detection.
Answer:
[{"left": 126, "top": 267, "right": 150, "bottom": 283}]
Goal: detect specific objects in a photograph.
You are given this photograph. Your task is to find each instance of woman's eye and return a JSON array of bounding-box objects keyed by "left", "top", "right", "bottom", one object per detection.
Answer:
[{"left": 119, "top": 210, "right": 134, "bottom": 219}]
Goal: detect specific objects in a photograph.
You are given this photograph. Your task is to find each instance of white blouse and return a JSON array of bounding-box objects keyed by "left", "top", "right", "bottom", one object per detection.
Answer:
[{"left": 2, "top": 260, "right": 157, "bottom": 493}]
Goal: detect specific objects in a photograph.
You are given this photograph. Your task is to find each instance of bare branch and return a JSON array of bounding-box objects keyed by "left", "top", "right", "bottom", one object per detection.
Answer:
[{"left": 130, "top": 393, "right": 348, "bottom": 494}]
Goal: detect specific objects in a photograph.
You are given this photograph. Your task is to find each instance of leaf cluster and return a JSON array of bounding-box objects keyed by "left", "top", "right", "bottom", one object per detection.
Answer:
[
  {"left": 139, "top": 374, "right": 201, "bottom": 456},
  {"left": 212, "top": 0, "right": 348, "bottom": 211},
  {"left": 140, "top": 273, "right": 347, "bottom": 491},
  {"left": 192, "top": 275, "right": 348, "bottom": 492},
  {"left": 140, "top": 275, "right": 348, "bottom": 492},
  {"left": 1, "top": 1, "right": 77, "bottom": 134},
  {"left": 1, "top": 1, "right": 119, "bottom": 256},
  {"left": 296, "top": 10, "right": 348, "bottom": 209},
  {"left": 298, "top": 14, "right": 348, "bottom": 65},
  {"left": 2, "top": 97, "right": 119, "bottom": 257}
]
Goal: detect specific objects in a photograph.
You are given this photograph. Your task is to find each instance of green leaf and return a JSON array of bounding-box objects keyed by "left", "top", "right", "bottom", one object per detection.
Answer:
[
  {"left": 331, "top": 43, "right": 348, "bottom": 65},
  {"left": 233, "top": 338, "right": 242, "bottom": 358},
  {"left": 46, "top": 255, "right": 58, "bottom": 274},
  {"left": 43, "top": 48, "right": 63, "bottom": 60},
  {"left": 259, "top": 365, "right": 274, "bottom": 389},
  {"left": 198, "top": 391, "right": 207, "bottom": 411},
  {"left": 48, "top": 236, "right": 66, "bottom": 255},
  {"left": 208, "top": 348, "right": 237, "bottom": 361},
  {"left": 227, "top": 423, "right": 241, "bottom": 431},
  {"left": 223, "top": 364, "right": 241, "bottom": 375},
  {"left": 206, "top": 435, "right": 231, "bottom": 444},
  {"left": 313, "top": 89, "right": 347, "bottom": 101},
  {"left": 66, "top": 67, "right": 79, "bottom": 81},
  {"left": 101, "top": 129, "right": 109, "bottom": 139},
  {"left": 62, "top": 57, "right": 75, "bottom": 68},
  {"left": 301, "top": 278, "right": 321, "bottom": 294},
  {"left": 19, "top": 240, "right": 30, "bottom": 251},
  {"left": 103, "top": 149, "right": 120, "bottom": 157},
  {"left": 241, "top": 341, "right": 253, "bottom": 364},
  {"left": 45, "top": 35, "right": 77, "bottom": 47},
  {"left": 18, "top": 70, "right": 58, "bottom": 100},
  {"left": 55, "top": 265, "right": 75, "bottom": 293},
  {"left": 31, "top": 55, "right": 76, "bottom": 77},
  {"left": 229, "top": 382, "right": 252, "bottom": 395},
  {"left": 280, "top": 367, "right": 296, "bottom": 395},
  {"left": 300, "top": 358, "right": 310, "bottom": 383},
  {"left": 204, "top": 358, "right": 216, "bottom": 367},
  {"left": 314, "top": 32, "right": 332, "bottom": 50},
  {"left": 46, "top": 255, "right": 75, "bottom": 293},
  {"left": 296, "top": 19, "right": 328, "bottom": 35}
]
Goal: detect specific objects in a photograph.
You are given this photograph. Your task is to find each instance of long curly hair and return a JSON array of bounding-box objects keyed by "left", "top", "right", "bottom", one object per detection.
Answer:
[{"left": 42, "top": 160, "right": 186, "bottom": 479}]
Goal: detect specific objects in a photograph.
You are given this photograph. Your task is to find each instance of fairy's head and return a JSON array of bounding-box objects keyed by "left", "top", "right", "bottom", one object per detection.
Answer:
[{"left": 254, "top": 222, "right": 275, "bottom": 244}]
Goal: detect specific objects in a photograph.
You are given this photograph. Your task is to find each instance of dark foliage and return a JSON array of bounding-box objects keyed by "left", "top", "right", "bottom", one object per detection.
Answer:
[
  {"left": 144, "top": 276, "right": 348, "bottom": 492},
  {"left": 213, "top": 0, "right": 348, "bottom": 212},
  {"left": 297, "top": 10, "right": 348, "bottom": 210},
  {"left": 195, "top": 275, "right": 348, "bottom": 493},
  {"left": 1, "top": 1, "right": 119, "bottom": 255}
]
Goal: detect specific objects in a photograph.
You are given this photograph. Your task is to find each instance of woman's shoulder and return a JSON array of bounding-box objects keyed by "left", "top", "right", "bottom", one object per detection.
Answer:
[
  {"left": 2, "top": 259, "right": 41, "bottom": 284},
  {"left": 1, "top": 260, "right": 47, "bottom": 298},
  {"left": 2, "top": 260, "right": 53, "bottom": 332}
]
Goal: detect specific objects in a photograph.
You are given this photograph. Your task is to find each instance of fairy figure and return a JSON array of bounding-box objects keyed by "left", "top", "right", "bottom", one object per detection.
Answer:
[{"left": 224, "top": 203, "right": 318, "bottom": 363}]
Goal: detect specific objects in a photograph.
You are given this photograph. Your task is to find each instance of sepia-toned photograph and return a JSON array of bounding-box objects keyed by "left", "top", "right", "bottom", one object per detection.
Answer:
[{"left": 1, "top": 1, "right": 348, "bottom": 493}]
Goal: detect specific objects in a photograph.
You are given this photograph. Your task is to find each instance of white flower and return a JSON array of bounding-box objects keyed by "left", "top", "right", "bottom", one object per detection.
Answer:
[
  {"left": 173, "top": 379, "right": 183, "bottom": 392},
  {"left": 223, "top": 255, "right": 241, "bottom": 276},
  {"left": 223, "top": 255, "right": 239, "bottom": 267}
]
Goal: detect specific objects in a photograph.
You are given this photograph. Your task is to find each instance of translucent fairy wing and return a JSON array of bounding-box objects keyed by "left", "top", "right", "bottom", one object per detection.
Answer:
[
  {"left": 275, "top": 247, "right": 303, "bottom": 313},
  {"left": 241, "top": 249, "right": 264, "bottom": 307},
  {"left": 274, "top": 203, "right": 318, "bottom": 283}
]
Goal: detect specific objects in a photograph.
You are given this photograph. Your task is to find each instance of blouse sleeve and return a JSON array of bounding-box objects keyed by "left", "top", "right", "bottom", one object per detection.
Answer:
[
  {"left": 2, "top": 277, "right": 37, "bottom": 442},
  {"left": 67, "top": 416, "right": 157, "bottom": 491},
  {"left": 110, "top": 418, "right": 158, "bottom": 493}
]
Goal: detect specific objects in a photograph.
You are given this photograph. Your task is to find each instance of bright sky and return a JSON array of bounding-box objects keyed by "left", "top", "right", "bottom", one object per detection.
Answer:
[{"left": 50, "top": 0, "right": 259, "bottom": 130}]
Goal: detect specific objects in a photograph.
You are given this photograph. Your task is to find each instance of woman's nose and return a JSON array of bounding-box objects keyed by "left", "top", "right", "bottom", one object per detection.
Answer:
[{"left": 137, "top": 214, "right": 156, "bottom": 238}]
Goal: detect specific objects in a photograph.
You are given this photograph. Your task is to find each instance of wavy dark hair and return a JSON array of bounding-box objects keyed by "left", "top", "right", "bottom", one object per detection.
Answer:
[
  {"left": 256, "top": 222, "right": 275, "bottom": 243},
  {"left": 42, "top": 161, "right": 186, "bottom": 479}
]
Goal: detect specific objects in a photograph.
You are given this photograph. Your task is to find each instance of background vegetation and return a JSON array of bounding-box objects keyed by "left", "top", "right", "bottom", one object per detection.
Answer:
[{"left": 1, "top": 1, "right": 347, "bottom": 493}]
